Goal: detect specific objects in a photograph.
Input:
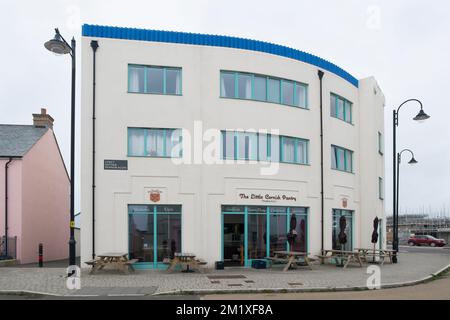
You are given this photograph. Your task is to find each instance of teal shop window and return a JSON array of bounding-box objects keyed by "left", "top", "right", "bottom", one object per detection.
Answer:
[
  {"left": 128, "top": 128, "right": 182, "bottom": 158},
  {"left": 331, "top": 145, "right": 353, "bottom": 173},
  {"left": 330, "top": 93, "right": 352, "bottom": 124},
  {"left": 128, "top": 65, "right": 181, "bottom": 95},
  {"left": 220, "top": 71, "right": 308, "bottom": 109}
]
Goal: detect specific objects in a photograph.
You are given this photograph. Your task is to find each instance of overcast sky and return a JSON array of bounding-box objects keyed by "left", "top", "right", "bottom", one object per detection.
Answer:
[{"left": 1, "top": 0, "right": 449, "bottom": 216}]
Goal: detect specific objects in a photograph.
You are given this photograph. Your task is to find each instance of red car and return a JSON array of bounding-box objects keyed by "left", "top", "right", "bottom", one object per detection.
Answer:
[{"left": 408, "top": 235, "right": 447, "bottom": 247}]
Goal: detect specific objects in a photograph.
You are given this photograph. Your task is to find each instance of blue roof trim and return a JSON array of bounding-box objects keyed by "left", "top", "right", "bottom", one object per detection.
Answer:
[{"left": 82, "top": 24, "right": 359, "bottom": 88}]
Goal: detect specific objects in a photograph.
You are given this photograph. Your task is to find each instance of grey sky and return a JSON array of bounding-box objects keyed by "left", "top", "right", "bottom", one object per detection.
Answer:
[{"left": 1, "top": 0, "right": 449, "bottom": 216}]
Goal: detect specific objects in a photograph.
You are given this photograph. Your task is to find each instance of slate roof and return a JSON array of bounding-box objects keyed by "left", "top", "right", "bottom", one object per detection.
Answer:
[{"left": 0, "top": 125, "right": 48, "bottom": 157}]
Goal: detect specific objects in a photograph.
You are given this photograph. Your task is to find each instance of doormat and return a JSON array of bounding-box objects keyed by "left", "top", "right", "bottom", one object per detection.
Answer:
[{"left": 207, "top": 275, "right": 246, "bottom": 280}]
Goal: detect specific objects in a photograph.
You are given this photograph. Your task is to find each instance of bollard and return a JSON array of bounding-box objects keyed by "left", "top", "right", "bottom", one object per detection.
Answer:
[{"left": 38, "top": 243, "right": 43, "bottom": 267}]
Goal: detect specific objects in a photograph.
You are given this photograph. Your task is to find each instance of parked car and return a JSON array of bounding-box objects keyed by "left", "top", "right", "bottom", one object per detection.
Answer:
[{"left": 408, "top": 235, "right": 447, "bottom": 247}]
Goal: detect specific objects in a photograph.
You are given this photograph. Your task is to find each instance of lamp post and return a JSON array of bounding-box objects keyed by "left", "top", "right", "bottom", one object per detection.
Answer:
[
  {"left": 44, "top": 28, "right": 76, "bottom": 269},
  {"left": 392, "top": 100, "right": 429, "bottom": 263},
  {"left": 396, "top": 149, "right": 418, "bottom": 244}
]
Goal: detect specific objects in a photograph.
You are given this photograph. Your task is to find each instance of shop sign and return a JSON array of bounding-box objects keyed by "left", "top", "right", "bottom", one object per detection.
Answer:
[{"left": 236, "top": 189, "right": 298, "bottom": 204}]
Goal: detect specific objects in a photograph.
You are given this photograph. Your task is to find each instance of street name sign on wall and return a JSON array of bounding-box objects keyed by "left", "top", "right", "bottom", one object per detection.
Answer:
[{"left": 104, "top": 159, "right": 128, "bottom": 170}]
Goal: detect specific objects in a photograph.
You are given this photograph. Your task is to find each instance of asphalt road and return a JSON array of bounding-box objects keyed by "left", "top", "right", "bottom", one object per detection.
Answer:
[{"left": 398, "top": 245, "right": 450, "bottom": 255}]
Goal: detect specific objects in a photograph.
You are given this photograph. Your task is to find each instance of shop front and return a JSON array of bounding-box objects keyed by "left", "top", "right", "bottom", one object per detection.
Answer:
[
  {"left": 128, "top": 204, "right": 182, "bottom": 268},
  {"left": 221, "top": 205, "right": 308, "bottom": 267}
]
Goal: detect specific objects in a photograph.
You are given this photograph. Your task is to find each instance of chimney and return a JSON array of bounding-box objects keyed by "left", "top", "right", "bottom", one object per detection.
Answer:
[{"left": 33, "top": 108, "right": 54, "bottom": 129}]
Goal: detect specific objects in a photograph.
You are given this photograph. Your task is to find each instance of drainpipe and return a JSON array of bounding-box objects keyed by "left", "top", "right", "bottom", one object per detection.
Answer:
[
  {"left": 91, "top": 40, "right": 99, "bottom": 259},
  {"left": 4, "top": 158, "right": 13, "bottom": 257},
  {"left": 318, "top": 70, "right": 325, "bottom": 254}
]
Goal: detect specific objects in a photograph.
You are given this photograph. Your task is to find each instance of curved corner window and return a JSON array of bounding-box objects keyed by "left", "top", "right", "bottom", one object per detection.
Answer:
[
  {"left": 221, "top": 131, "right": 309, "bottom": 165},
  {"left": 220, "top": 71, "right": 308, "bottom": 109},
  {"left": 128, "top": 65, "right": 181, "bottom": 95}
]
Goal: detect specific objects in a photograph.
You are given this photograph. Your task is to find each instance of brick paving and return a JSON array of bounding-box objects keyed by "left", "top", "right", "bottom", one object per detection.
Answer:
[{"left": 0, "top": 252, "right": 449, "bottom": 296}]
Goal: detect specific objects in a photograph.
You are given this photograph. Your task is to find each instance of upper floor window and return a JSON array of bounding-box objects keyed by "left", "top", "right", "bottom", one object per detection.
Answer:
[
  {"left": 221, "top": 131, "right": 308, "bottom": 165},
  {"left": 379, "top": 177, "right": 384, "bottom": 200},
  {"left": 378, "top": 131, "right": 384, "bottom": 155},
  {"left": 128, "top": 127, "right": 182, "bottom": 158},
  {"left": 330, "top": 93, "right": 352, "bottom": 124},
  {"left": 128, "top": 65, "right": 182, "bottom": 95},
  {"left": 331, "top": 145, "right": 353, "bottom": 173},
  {"left": 220, "top": 71, "right": 308, "bottom": 109}
]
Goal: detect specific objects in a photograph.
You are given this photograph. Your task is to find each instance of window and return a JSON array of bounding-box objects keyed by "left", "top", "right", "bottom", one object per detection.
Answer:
[
  {"left": 128, "top": 65, "right": 181, "bottom": 95},
  {"left": 379, "top": 177, "right": 384, "bottom": 200},
  {"left": 281, "top": 137, "right": 308, "bottom": 164},
  {"left": 221, "top": 131, "right": 308, "bottom": 165},
  {"left": 237, "top": 74, "right": 252, "bottom": 99},
  {"left": 129, "top": 66, "right": 145, "bottom": 93},
  {"left": 220, "top": 72, "right": 235, "bottom": 98},
  {"left": 331, "top": 145, "right": 353, "bottom": 173},
  {"left": 237, "top": 132, "right": 258, "bottom": 161},
  {"left": 128, "top": 128, "right": 182, "bottom": 158},
  {"left": 267, "top": 78, "right": 280, "bottom": 103},
  {"left": 332, "top": 209, "right": 353, "bottom": 251},
  {"left": 281, "top": 80, "right": 294, "bottom": 106},
  {"left": 222, "top": 205, "right": 308, "bottom": 266},
  {"left": 128, "top": 205, "right": 181, "bottom": 265},
  {"left": 295, "top": 84, "right": 307, "bottom": 108},
  {"left": 220, "top": 71, "right": 308, "bottom": 108},
  {"left": 378, "top": 132, "right": 384, "bottom": 155},
  {"left": 331, "top": 93, "right": 352, "bottom": 124},
  {"left": 254, "top": 76, "right": 266, "bottom": 101},
  {"left": 165, "top": 68, "right": 182, "bottom": 95}
]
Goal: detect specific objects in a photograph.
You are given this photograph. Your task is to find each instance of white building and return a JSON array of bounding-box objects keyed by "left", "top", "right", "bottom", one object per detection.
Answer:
[{"left": 81, "top": 24, "right": 385, "bottom": 268}]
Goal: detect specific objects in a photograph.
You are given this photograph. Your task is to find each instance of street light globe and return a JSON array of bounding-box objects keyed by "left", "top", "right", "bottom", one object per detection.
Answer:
[
  {"left": 413, "top": 109, "right": 430, "bottom": 123},
  {"left": 44, "top": 33, "right": 71, "bottom": 55}
]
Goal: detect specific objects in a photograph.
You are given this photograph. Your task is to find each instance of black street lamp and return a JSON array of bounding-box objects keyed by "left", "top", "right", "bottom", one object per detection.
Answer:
[
  {"left": 44, "top": 28, "right": 77, "bottom": 270},
  {"left": 392, "top": 100, "right": 429, "bottom": 263},
  {"left": 396, "top": 149, "right": 418, "bottom": 243}
]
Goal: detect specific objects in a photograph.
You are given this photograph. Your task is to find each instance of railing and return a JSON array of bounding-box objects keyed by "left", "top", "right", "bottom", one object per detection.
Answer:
[{"left": 0, "top": 236, "right": 17, "bottom": 260}]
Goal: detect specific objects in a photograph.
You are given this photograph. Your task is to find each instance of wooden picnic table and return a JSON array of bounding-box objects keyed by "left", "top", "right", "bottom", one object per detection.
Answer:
[
  {"left": 165, "top": 253, "right": 207, "bottom": 273},
  {"left": 317, "top": 249, "right": 363, "bottom": 269},
  {"left": 355, "top": 248, "right": 396, "bottom": 265},
  {"left": 266, "top": 251, "right": 313, "bottom": 272},
  {"left": 85, "top": 252, "right": 138, "bottom": 274}
]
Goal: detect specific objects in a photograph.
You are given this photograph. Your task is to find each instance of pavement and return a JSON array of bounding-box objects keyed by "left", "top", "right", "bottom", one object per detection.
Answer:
[
  {"left": 0, "top": 249, "right": 449, "bottom": 298},
  {"left": 203, "top": 272, "right": 450, "bottom": 300}
]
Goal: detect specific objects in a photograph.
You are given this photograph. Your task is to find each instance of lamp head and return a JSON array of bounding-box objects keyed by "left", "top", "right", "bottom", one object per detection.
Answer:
[
  {"left": 408, "top": 157, "right": 418, "bottom": 165},
  {"left": 413, "top": 109, "right": 430, "bottom": 123},
  {"left": 44, "top": 30, "right": 71, "bottom": 55}
]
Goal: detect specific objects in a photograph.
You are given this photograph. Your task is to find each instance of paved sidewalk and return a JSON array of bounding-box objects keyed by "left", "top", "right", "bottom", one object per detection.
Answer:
[{"left": 0, "top": 252, "right": 449, "bottom": 297}]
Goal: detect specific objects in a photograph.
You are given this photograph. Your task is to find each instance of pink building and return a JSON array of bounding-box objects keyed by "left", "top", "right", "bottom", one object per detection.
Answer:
[{"left": 0, "top": 109, "right": 70, "bottom": 264}]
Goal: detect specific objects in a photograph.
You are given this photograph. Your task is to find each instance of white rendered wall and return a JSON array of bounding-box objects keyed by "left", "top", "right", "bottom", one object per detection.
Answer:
[{"left": 80, "top": 37, "right": 385, "bottom": 266}]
